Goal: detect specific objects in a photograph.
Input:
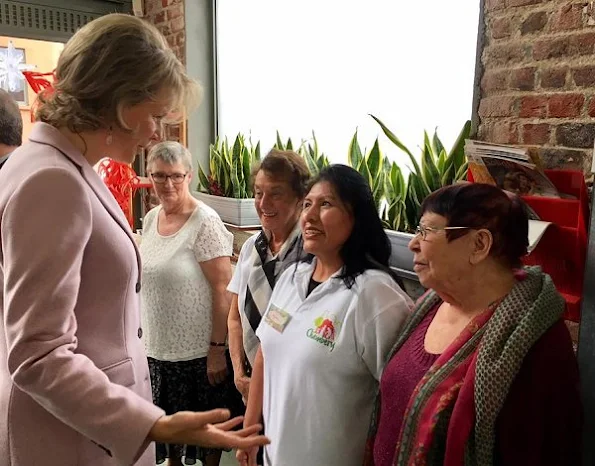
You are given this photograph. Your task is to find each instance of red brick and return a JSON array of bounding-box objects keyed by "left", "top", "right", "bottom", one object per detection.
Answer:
[
  {"left": 522, "top": 123, "right": 551, "bottom": 145},
  {"left": 480, "top": 120, "right": 519, "bottom": 145},
  {"left": 548, "top": 93, "right": 585, "bottom": 118},
  {"left": 166, "top": 34, "right": 176, "bottom": 47},
  {"left": 541, "top": 67, "right": 568, "bottom": 88},
  {"left": 572, "top": 66, "right": 595, "bottom": 87},
  {"left": 588, "top": 98, "right": 595, "bottom": 117},
  {"left": 533, "top": 38, "right": 568, "bottom": 60},
  {"left": 519, "top": 96, "right": 548, "bottom": 117},
  {"left": 510, "top": 67, "right": 536, "bottom": 91},
  {"left": 479, "top": 96, "right": 516, "bottom": 118},
  {"left": 492, "top": 17, "right": 512, "bottom": 39},
  {"left": 484, "top": 43, "right": 526, "bottom": 66},
  {"left": 485, "top": 0, "right": 506, "bottom": 12},
  {"left": 481, "top": 70, "right": 509, "bottom": 93},
  {"left": 171, "top": 16, "right": 185, "bottom": 33},
  {"left": 508, "top": 0, "right": 545, "bottom": 6},
  {"left": 161, "top": 0, "right": 169, "bottom": 7},
  {"left": 153, "top": 10, "right": 166, "bottom": 25},
  {"left": 521, "top": 11, "right": 548, "bottom": 35},
  {"left": 550, "top": 3, "right": 584, "bottom": 32},
  {"left": 167, "top": 4, "right": 184, "bottom": 20},
  {"left": 176, "top": 32, "right": 186, "bottom": 47},
  {"left": 568, "top": 32, "right": 595, "bottom": 55}
]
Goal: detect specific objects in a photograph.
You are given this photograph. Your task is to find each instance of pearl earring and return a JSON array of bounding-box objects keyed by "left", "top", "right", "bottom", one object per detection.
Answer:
[{"left": 106, "top": 127, "right": 113, "bottom": 146}]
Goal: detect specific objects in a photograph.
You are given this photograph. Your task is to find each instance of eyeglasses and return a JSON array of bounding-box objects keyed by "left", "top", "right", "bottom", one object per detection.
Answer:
[
  {"left": 414, "top": 224, "right": 472, "bottom": 241},
  {"left": 150, "top": 173, "right": 188, "bottom": 184}
]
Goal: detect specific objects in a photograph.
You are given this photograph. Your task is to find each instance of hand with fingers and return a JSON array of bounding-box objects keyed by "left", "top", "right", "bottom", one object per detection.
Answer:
[
  {"left": 207, "top": 346, "right": 229, "bottom": 386},
  {"left": 148, "top": 409, "right": 269, "bottom": 450},
  {"left": 236, "top": 445, "right": 259, "bottom": 466}
]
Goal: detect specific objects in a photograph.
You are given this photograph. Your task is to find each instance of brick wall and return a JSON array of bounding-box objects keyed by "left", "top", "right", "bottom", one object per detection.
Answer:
[
  {"left": 143, "top": 0, "right": 185, "bottom": 143},
  {"left": 478, "top": 0, "right": 595, "bottom": 173}
]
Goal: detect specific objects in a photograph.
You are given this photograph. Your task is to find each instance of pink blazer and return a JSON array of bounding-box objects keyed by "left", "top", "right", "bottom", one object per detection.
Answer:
[{"left": 0, "top": 123, "right": 164, "bottom": 465}]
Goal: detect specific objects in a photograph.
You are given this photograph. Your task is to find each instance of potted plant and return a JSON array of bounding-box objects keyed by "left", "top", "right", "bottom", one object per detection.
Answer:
[
  {"left": 195, "top": 133, "right": 261, "bottom": 226},
  {"left": 347, "top": 117, "right": 471, "bottom": 277}
]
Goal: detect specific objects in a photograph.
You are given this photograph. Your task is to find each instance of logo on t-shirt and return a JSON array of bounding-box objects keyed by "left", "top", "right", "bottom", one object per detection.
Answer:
[{"left": 306, "top": 314, "right": 341, "bottom": 352}]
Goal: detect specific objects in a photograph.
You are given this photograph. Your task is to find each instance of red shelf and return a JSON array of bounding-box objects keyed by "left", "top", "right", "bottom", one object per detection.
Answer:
[{"left": 469, "top": 169, "right": 589, "bottom": 322}]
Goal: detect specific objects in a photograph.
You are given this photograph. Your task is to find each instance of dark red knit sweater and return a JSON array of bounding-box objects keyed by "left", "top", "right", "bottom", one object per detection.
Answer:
[{"left": 374, "top": 307, "right": 582, "bottom": 466}]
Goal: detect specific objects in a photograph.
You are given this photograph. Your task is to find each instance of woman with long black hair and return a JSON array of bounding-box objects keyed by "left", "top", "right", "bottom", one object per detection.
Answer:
[{"left": 236, "top": 164, "right": 413, "bottom": 466}]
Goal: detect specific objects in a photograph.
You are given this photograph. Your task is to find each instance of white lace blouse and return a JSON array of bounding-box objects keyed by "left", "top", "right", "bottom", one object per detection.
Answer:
[{"left": 140, "top": 202, "right": 233, "bottom": 361}]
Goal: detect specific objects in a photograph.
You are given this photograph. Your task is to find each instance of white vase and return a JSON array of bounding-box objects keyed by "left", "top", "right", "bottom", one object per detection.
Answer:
[
  {"left": 193, "top": 191, "right": 261, "bottom": 227},
  {"left": 385, "top": 229, "right": 416, "bottom": 280}
]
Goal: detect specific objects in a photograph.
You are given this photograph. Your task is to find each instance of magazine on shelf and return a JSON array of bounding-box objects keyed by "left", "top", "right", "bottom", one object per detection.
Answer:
[{"left": 465, "top": 140, "right": 560, "bottom": 198}]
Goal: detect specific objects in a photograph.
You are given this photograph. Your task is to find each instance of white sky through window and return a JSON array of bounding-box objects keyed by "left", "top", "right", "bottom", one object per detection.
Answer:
[{"left": 216, "top": 1, "right": 480, "bottom": 170}]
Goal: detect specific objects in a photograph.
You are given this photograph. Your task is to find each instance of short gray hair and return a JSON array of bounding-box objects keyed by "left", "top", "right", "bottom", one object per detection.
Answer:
[{"left": 147, "top": 141, "right": 192, "bottom": 172}]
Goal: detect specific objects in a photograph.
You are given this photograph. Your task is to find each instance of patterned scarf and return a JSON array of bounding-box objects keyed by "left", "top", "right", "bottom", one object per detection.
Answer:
[
  {"left": 364, "top": 266, "right": 565, "bottom": 466},
  {"left": 242, "top": 225, "right": 302, "bottom": 365}
]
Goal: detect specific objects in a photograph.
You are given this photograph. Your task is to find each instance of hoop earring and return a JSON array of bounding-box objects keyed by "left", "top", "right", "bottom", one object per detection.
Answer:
[{"left": 106, "top": 127, "right": 113, "bottom": 146}]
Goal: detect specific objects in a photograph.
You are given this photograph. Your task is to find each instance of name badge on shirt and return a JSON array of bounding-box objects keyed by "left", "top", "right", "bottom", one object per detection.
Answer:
[{"left": 264, "top": 304, "right": 291, "bottom": 333}]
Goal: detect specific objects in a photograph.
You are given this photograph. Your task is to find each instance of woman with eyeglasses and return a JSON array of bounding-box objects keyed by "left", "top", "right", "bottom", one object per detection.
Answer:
[
  {"left": 140, "top": 141, "right": 244, "bottom": 466},
  {"left": 366, "top": 183, "right": 582, "bottom": 466}
]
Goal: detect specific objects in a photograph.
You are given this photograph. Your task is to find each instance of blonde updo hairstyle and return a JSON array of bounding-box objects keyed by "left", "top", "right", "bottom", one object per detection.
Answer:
[{"left": 35, "top": 13, "right": 201, "bottom": 133}]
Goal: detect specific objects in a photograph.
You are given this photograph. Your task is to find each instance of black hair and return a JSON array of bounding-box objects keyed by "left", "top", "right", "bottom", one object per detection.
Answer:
[
  {"left": 0, "top": 90, "right": 22, "bottom": 147},
  {"left": 299, "top": 164, "right": 404, "bottom": 289}
]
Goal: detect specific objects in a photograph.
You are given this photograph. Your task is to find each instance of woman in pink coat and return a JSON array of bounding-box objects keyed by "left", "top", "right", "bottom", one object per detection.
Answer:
[{"left": 0, "top": 13, "right": 267, "bottom": 466}]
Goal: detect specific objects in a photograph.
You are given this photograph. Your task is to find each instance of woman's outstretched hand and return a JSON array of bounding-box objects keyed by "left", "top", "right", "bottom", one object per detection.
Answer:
[{"left": 148, "top": 409, "right": 269, "bottom": 450}]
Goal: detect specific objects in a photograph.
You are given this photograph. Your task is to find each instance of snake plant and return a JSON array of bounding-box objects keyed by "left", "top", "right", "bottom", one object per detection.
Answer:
[
  {"left": 371, "top": 115, "right": 471, "bottom": 232},
  {"left": 197, "top": 133, "right": 261, "bottom": 199}
]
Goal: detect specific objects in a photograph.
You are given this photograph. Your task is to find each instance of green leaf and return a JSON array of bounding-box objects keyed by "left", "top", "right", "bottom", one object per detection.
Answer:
[
  {"left": 454, "top": 161, "right": 469, "bottom": 182},
  {"left": 424, "top": 130, "right": 434, "bottom": 160},
  {"left": 369, "top": 114, "right": 420, "bottom": 175},
  {"left": 390, "top": 162, "right": 405, "bottom": 201},
  {"left": 276, "top": 131, "right": 284, "bottom": 150},
  {"left": 303, "top": 149, "right": 318, "bottom": 175},
  {"left": 421, "top": 142, "right": 441, "bottom": 192},
  {"left": 432, "top": 128, "right": 445, "bottom": 160},
  {"left": 286, "top": 138, "right": 293, "bottom": 151},
  {"left": 348, "top": 130, "right": 364, "bottom": 169},
  {"left": 448, "top": 120, "right": 472, "bottom": 172},
  {"left": 440, "top": 162, "right": 455, "bottom": 186},
  {"left": 197, "top": 164, "right": 210, "bottom": 192},
  {"left": 253, "top": 141, "right": 261, "bottom": 163},
  {"left": 367, "top": 139, "right": 382, "bottom": 181},
  {"left": 357, "top": 158, "right": 373, "bottom": 187},
  {"left": 242, "top": 146, "right": 252, "bottom": 196},
  {"left": 437, "top": 149, "right": 447, "bottom": 174}
]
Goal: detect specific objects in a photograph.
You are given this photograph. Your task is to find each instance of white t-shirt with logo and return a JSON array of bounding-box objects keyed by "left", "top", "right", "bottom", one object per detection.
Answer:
[
  {"left": 140, "top": 203, "right": 233, "bottom": 361},
  {"left": 256, "top": 260, "right": 412, "bottom": 466}
]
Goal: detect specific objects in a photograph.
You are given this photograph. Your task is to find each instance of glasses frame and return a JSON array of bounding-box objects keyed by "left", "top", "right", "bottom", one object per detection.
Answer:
[
  {"left": 414, "top": 224, "right": 472, "bottom": 241},
  {"left": 150, "top": 172, "right": 188, "bottom": 185}
]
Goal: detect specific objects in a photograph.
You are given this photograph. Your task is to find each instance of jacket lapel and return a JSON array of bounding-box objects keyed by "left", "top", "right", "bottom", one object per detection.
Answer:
[{"left": 28, "top": 123, "right": 142, "bottom": 275}]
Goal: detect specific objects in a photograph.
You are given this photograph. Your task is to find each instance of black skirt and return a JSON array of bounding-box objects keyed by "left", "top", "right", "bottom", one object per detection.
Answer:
[{"left": 148, "top": 352, "right": 245, "bottom": 464}]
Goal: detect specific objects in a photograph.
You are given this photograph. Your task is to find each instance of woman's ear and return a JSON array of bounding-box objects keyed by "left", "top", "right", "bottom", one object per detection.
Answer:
[{"left": 469, "top": 229, "right": 493, "bottom": 265}]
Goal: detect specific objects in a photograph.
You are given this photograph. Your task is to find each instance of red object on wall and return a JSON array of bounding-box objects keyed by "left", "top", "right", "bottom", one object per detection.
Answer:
[
  {"left": 468, "top": 169, "right": 589, "bottom": 322},
  {"left": 96, "top": 159, "right": 152, "bottom": 228}
]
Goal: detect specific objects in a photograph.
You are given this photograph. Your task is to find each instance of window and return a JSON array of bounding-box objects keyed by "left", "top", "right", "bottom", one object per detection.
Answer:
[{"left": 216, "top": 0, "right": 480, "bottom": 167}]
